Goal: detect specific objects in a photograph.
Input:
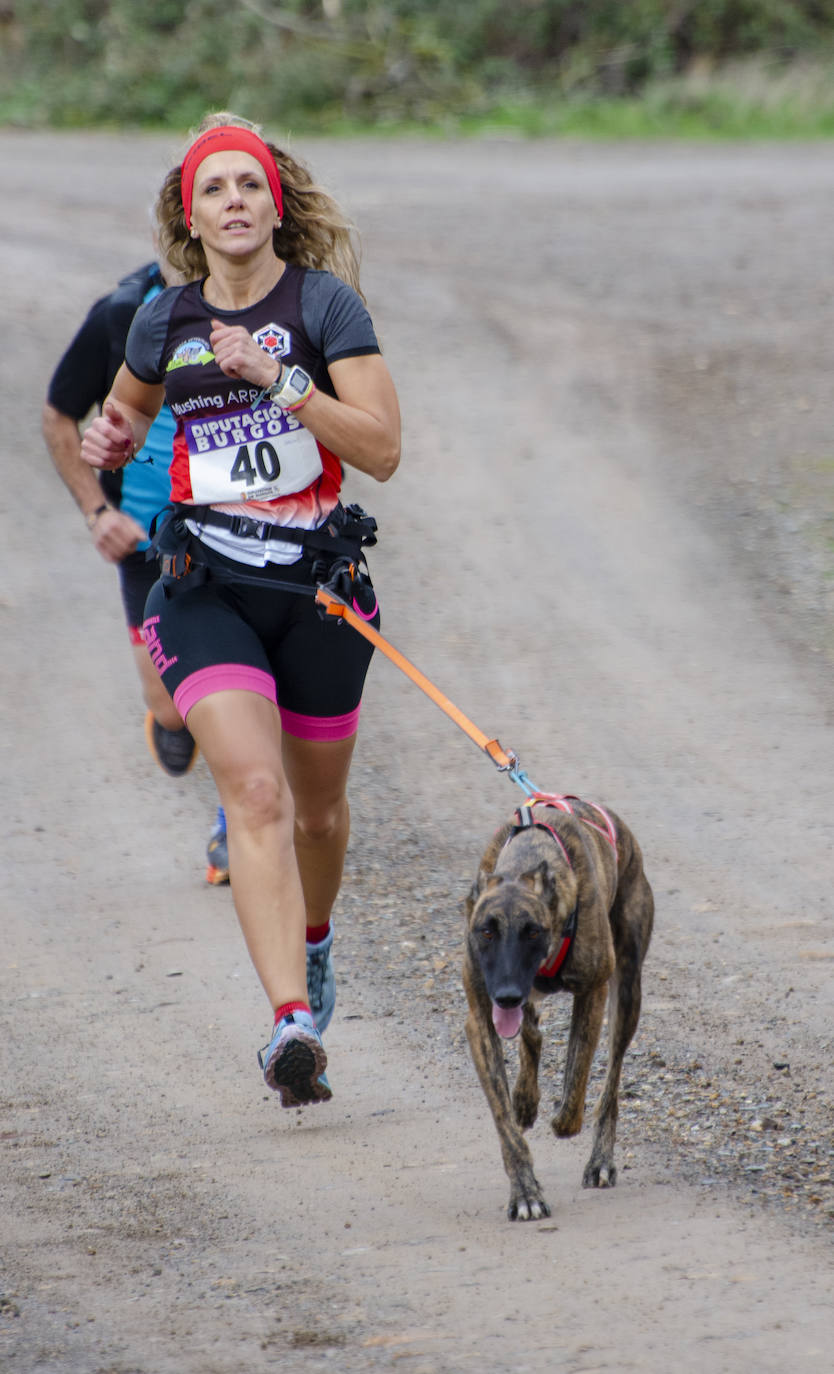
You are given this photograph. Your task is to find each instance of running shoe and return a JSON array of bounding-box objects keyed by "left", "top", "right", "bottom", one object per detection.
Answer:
[
  {"left": 306, "top": 926, "right": 335, "bottom": 1033},
  {"left": 258, "top": 1010, "right": 332, "bottom": 1107},
  {"left": 144, "top": 711, "right": 197, "bottom": 777},
  {"left": 206, "top": 804, "right": 230, "bottom": 886}
]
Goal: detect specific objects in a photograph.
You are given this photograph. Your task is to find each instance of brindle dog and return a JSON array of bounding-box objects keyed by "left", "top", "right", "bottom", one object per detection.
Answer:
[{"left": 463, "top": 796, "right": 654, "bottom": 1221}]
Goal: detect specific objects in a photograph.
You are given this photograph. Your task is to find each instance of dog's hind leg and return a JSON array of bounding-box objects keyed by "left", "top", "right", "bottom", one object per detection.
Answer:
[
  {"left": 583, "top": 864, "right": 653, "bottom": 1187},
  {"left": 512, "top": 1003, "right": 542, "bottom": 1130},
  {"left": 582, "top": 957, "right": 643, "bottom": 1188},
  {"left": 551, "top": 982, "right": 607, "bottom": 1139},
  {"left": 465, "top": 1004, "right": 550, "bottom": 1221}
]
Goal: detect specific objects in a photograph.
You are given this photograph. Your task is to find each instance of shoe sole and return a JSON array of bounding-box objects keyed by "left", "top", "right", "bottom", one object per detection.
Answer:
[
  {"left": 144, "top": 711, "right": 198, "bottom": 778},
  {"left": 263, "top": 1031, "right": 331, "bottom": 1108}
]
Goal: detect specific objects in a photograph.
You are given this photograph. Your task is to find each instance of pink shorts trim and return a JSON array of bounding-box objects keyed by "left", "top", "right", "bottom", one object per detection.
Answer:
[
  {"left": 173, "top": 664, "right": 277, "bottom": 720},
  {"left": 279, "top": 704, "right": 361, "bottom": 741}
]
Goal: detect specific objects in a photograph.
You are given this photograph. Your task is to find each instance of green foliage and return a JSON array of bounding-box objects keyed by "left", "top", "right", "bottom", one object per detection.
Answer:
[{"left": 2, "top": 0, "right": 834, "bottom": 131}]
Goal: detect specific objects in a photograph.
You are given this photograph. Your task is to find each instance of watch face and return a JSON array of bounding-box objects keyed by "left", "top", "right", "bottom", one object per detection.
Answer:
[{"left": 287, "top": 366, "right": 307, "bottom": 390}]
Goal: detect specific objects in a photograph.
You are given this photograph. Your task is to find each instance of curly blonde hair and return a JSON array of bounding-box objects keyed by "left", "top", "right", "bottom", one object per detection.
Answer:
[{"left": 156, "top": 111, "right": 363, "bottom": 297}]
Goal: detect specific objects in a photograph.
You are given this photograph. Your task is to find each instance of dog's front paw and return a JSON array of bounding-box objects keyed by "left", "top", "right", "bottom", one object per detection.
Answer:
[
  {"left": 551, "top": 1102, "right": 584, "bottom": 1138},
  {"left": 582, "top": 1156, "right": 617, "bottom": 1189},
  {"left": 508, "top": 1183, "right": 551, "bottom": 1222}
]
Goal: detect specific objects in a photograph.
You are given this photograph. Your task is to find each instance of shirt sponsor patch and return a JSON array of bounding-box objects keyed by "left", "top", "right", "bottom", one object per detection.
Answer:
[
  {"left": 167, "top": 338, "right": 214, "bottom": 371},
  {"left": 253, "top": 323, "right": 290, "bottom": 357}
]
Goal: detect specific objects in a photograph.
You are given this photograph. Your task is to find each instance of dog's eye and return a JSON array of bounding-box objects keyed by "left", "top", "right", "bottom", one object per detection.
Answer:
[
  {"left": 525, "top": 925, "right": 545, "bottom": 943},
  {"left": 478, "top": 926, "right": 495, "bottom": 942}
]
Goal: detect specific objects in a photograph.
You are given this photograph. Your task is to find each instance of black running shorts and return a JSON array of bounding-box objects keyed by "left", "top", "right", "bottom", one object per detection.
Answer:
[{"left": 142, "top": 543, "right": 378, "bottom": 741}]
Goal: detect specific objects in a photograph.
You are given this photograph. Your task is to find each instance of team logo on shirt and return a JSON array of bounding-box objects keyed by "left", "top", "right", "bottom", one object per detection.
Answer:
[
  {"left": 166, "top": 337, "right": 214, "bottom": 371},
  {"left": 254, "top": 323, "right": 290, "bottom": 357}
]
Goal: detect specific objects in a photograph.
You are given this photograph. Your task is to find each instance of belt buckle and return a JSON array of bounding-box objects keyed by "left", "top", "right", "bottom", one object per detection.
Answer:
[{"left": 237, "top": 516, "right": 267, "bottom": 539}]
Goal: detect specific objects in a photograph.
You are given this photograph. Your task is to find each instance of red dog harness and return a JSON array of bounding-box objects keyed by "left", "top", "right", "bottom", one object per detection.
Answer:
[{"left": 507, "top": 794, "right": 618, "bottom": 982}]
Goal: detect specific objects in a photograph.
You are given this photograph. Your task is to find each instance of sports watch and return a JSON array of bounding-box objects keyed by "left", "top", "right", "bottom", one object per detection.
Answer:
[{"left": 265, "top": 363, "right": 315, "bottom": 411}]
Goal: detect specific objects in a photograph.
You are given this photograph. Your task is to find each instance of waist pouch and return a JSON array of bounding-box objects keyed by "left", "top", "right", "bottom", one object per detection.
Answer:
[{"left": 147, "top": 502, "right": 378, "bottom": 614}]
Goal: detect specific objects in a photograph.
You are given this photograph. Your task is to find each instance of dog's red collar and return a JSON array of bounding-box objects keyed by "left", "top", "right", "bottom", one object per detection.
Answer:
[
  {"left": 537, "top": 902, "right": 579, "bottom": 980},
  {"left": 509, "top": 795, "right": 618, "bottom": 984}
]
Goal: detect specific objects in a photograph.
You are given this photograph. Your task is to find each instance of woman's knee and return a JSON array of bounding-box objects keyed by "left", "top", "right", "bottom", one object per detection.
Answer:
[
  {"left": 226, "top": 770, "right": 295, "bottom": 834},
  {"left": 294, "top": 794, "right": 349, "bottom": 846},
  {"left": 281, "top": 735, "right": 356, "bottom": 844}
]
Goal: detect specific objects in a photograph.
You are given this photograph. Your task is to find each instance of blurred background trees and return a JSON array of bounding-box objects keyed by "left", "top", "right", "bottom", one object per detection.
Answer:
[{"left": 3, "top": 0, "right": 834, "bottom": 131}]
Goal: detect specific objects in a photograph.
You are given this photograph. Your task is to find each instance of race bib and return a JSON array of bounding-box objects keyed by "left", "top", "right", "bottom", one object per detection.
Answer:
[{"left": 184, "top": 401, "right": 323, "bottom": 503}]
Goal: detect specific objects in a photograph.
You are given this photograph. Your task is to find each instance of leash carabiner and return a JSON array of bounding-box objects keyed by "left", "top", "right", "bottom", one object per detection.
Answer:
[{"left": 499, "top": 751, "right": 543, "bottom": 799}]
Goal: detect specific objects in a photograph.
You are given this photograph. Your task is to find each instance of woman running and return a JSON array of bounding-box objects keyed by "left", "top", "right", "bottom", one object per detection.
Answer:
[{"left": 81, "top": 112, "right": 401, "bottom": 1107}]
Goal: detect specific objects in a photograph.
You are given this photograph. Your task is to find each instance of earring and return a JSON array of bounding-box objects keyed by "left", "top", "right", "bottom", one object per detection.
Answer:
[
  {"left": 190, "top": 227, "right": 200, "bottom": 239},
  {"left": 275, "top": 218, "right": 282, "bottom": 229}
]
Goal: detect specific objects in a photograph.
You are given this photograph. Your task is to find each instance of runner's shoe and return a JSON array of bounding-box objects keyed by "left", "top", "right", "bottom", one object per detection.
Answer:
[
  {"left": 206, "top": 805, "right": 230, "bottom": 886},
  {"left": 144, "top": 711, "right": 197, "bottom": 777},
  {"left": 306, "top": 926, "right": 336, "bottom": 1033},
  {"left": 258, "top": 1010, "right": 332, "bottom": 1107}
]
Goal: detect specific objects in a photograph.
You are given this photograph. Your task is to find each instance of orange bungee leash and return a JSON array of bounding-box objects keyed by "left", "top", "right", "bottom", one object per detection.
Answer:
[{"left": 315, "top": 579, "right": 543, "bottom": 800}]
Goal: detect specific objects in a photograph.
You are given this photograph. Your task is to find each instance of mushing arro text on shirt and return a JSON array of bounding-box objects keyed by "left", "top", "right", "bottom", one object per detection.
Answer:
[{"left": 170, "top": 385, "right": 262, "bottom": 416}]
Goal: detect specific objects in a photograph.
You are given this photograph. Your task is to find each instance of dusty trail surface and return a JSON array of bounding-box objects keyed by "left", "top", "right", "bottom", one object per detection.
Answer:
[{"left": 2, "top": 132, "right": 834, "bottom": 1372}]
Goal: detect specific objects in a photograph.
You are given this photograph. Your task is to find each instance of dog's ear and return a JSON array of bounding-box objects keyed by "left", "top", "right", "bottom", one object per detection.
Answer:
[
  {"left": 476, "top": 867, "right": 504, "bottom": 896},
  {"left": 519, "top": 860, "right": 555, "bottom": 906},
  {"left": 465, "top": 868, "right": 502, "bottom": 917}
]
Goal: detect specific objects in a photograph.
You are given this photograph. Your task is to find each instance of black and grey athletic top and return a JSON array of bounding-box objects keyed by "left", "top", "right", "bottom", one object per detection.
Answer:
[{"left": 124, "top": 263, "right": 379, "bottom": 564}]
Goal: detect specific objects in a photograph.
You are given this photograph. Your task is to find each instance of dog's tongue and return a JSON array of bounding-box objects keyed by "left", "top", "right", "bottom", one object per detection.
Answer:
[{"left": 492, "top": 1003, "right": 524, "bottom": 1039}]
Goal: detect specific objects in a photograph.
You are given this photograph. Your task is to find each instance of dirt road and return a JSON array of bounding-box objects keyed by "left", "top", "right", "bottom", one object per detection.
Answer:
[{"left": 2, "top": 131, "right": 834, "bottom": 1372}]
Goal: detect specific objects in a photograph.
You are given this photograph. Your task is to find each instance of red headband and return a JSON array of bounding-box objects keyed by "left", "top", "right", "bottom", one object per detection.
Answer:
[{"left": 180, "top": 126, "right": 284, "bottom": 230}]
